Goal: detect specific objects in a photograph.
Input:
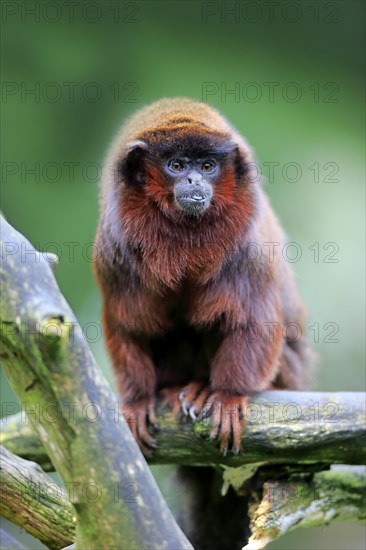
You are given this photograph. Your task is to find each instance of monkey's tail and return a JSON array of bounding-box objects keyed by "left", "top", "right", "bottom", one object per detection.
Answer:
[{"left": 172, "top": 466, "right": 250, "bottom": 550}]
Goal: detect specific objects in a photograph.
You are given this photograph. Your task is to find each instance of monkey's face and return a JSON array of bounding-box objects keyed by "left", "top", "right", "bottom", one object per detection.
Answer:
[
  {"left": 164, "top": 156, "right": 218, "bottom": 217},
  {"left": 118, "top": 132, "right": 248, "bottom": 219}
]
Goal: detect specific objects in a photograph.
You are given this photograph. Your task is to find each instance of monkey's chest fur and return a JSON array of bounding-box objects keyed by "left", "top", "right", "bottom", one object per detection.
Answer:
[
  {"left": 135, "top": 236, "right": 231, "bottom": 291},
  {"left": 121, "top": 192, "right": 248, "bottom": 291},
  {"left": 128, "top": 239, "right": 246, "bottom": 389}
]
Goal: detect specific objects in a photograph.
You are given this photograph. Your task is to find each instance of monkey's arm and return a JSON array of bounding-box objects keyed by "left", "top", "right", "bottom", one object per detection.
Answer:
[
  {"left": 211, "top": 295, "right": 282, "bottom": 453},
  {"left": 102, "top": 309, "right": 159, "bottom": 452},
  {"left": 95, "top": 248, "right": 170, "bottom": 452},
  {"left": 185, "top": 263, "right": 283, "bottom": 454},
  {"left": 210, "top": 291, "right": 283, "bottom": 396}
]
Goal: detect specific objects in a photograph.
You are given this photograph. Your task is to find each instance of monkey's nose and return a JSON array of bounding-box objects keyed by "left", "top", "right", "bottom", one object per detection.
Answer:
[{"left": 187, "top": 171, "right": 202, "bottom": 184}]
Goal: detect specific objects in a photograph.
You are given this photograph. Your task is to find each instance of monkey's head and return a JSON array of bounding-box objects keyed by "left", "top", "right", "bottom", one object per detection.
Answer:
[{"left": 108, "top": 99, "right": 254, "bottom": 222}]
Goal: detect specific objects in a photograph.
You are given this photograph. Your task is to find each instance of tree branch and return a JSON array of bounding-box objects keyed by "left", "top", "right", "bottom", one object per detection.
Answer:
[
  {"left": 2, "top": 444, "right": 365, "bottom": 550},
  {"left": 0, "top": 446, "right": 75, "bottom": 549},
  {"left": 244, "top": 465, "right": 366, "bottom": 549},
  {"left": 1, "top": 390, "right": 365, "bottom": 468},
  {"left": 0, "top": 215, "right": 192, "bottom": 550}
]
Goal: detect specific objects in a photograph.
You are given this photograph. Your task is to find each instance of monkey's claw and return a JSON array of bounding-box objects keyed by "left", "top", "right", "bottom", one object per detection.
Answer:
[{"left": 178, "top": 382, "right": 211, "bottom": 420}]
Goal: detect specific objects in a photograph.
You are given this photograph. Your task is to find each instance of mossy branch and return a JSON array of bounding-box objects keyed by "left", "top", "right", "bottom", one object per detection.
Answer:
[
  {"left": 1, "top": 444, "right": 365, "bottom": 550},
  {"left": 1, "top": 390, "right": 365, "bottom": 469},
  {"left": 244, "top": 465, "right": 366, "bottom": 549},
  {"left": 0, "top": 446, "right": 75, "bottom": 549}
]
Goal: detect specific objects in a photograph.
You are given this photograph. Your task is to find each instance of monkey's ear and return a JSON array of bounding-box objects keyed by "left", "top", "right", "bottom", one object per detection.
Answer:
[
  {"left": 231, "top": 142, "right": 250, "bottom": 182},
  {"left": 213, "top": 139, "right": 249, "bottom": 181},
  {"left": 118, "top": 141, "right": 149, "bottom": 185},
  {"left": 127, "top": 140, "right": 149, "bottom": 153}
]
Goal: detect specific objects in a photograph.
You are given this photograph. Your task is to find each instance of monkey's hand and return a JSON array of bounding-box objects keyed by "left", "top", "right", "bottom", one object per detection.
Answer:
[
  {"left": 203, "top": 392, "right": 248, "bottom": 456},
  {"left": 160, "top": 386, "right": 185, "bottom": 416},
  {"left": 120, "top": 398, "right": 159, "bottom": 456},
  {"left": 178, "top": 382, "right": 211, "bottom": 420}
]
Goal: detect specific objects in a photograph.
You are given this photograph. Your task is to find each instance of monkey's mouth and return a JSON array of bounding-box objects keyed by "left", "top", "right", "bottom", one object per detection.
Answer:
[
  {"left": 184, "top": 195, "right": 206, "bottom": 203},
  {"left": 174, "top": 183, "right": 213, "bottom": 217},
  {"left": 175, "top": 196, "right": 211, "bottom": 217}
]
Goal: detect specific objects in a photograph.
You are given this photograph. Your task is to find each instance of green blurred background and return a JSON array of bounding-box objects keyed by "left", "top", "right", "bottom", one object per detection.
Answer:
[{"left": 1, "top": 1, "right": 365, "bottom": 548}]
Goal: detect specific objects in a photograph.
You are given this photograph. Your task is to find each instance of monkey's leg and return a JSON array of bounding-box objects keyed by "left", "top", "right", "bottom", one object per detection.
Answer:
[{"left": 173, "top": 466, "right": 250, "bottom": 550}]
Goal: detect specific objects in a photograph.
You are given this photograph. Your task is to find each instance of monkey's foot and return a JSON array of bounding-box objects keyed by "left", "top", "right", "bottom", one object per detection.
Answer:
[
  {"left": 160, "top": 386, "right": 182, "bottom": 416},
  {"left": 120, "top": 398, "right": 159, "bottom": 456},
  {"left": 203, "top": 392, "right": 248, "bottom": 455},
  {"left": 179, "top": 382, "right": 211, "bottom": 420}
]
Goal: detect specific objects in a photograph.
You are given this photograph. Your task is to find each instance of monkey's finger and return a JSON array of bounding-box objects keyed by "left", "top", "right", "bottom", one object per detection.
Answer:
[
  {"left": 231, "top": 417, "right": 244, "bottom": 455},
  {"left": 160, "top": 395, "right": 172, "bottom": 410},
  {"left": 233, "top": 400, "right": 247, "bottom": 453},
  {"left": 139, "top": 428, "right": 157, "bottom": 449},
  {"left": 160, "top": 387, "right": 182, "bottom": 416},
  {"left": 137, "top": 410, "right": 157, "bottom": 449},
  {"left": 127, "top": 418, "right": 153, "bottom": 456},
  {"left": 179, "top": 382, "right": 204, "bottom": 408},
  {"left": 137, "top": 439, "right": 153, "bottom": 457},
  {"left": 219, "top": 408, "right": 232, "bottom": 456},
  {"left": 147, "top": 403, "right": 159, "bottom": 430},
  {"left": 210, "top": 401, "right": 222, "bottom": 440},
  {"left": 189, "top": 387, "right": 211, "bottom": 419},
  {"left": 202, "top": 401, "right": 213, "bottom": 419},
  {"left": 181, "top": 399, "right": 190, "bottom": 416},
  {"left": 220, "top": 438, "right": 229, "bottom": 457},
  {"left": 179, "top": 390, "right": 199, "bottom": 416},
  {"left": 238, "top": 397, "right": 248, "bottom": 422},
  {"left": 179, "top": 389, "right": 189, "bottom": 402},
  {"left": 181, "top": 395, "right": 199, "bottom": 416}
]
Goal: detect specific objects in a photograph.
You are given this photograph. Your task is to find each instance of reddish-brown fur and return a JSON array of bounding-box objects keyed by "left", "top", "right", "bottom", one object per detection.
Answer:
[{"left": 94, "top": 98, "right": 311, "bottom": 457}]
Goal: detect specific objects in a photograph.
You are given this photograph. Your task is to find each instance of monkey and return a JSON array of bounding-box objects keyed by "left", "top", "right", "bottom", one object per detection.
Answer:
[{"left": 94, "top": 97, "right": 311, "bottom": 547}]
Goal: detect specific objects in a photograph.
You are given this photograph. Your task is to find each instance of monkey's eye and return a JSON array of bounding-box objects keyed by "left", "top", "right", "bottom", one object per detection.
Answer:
[
  {"left": 168, "top": 159, "right": 186, "bottom": 172},
  {"left": 201, "top": 161, "right": 216, "bottom": 173}
]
